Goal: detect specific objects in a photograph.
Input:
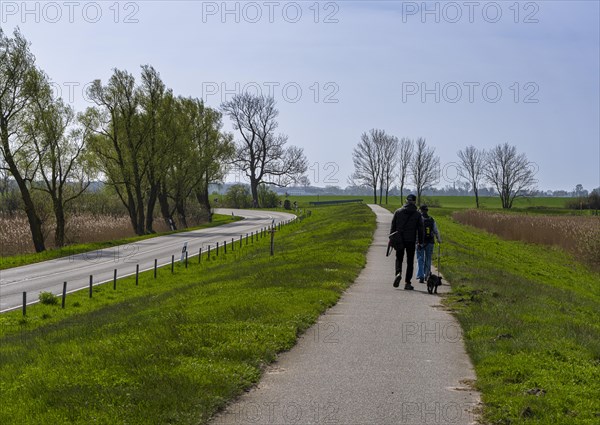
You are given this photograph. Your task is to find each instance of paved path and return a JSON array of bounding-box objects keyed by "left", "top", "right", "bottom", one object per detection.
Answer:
[
  {"left": 211, "top": 204, "right": 480, "bottom": 425},
  {"left": 0, "top": 209, "right": 295, "bottom": 312}
]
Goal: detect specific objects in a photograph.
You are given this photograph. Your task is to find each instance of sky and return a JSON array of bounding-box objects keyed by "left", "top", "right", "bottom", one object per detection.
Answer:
[{"left": 1, "top": 0, "right": 598, "bottom": 192}]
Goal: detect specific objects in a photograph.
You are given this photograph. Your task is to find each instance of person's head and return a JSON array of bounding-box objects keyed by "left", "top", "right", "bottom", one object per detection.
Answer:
[
  {"left": 406, "top": 194, "right": 417, "bottom": 204},
  {"left": 419, "top": 204, "right": 429, "bottom": 215}
]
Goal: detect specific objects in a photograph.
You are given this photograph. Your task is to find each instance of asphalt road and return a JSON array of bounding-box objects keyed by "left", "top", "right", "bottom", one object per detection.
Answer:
[
  {"left": 211, "top": 204, "right": 481, "bottom": 425},
  {"left": 0, "top": 208, "right": 296, "bottom": 313}
]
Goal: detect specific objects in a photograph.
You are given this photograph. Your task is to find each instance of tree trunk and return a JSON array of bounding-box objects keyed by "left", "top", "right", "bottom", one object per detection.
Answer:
[
  {"left": 145, "top": 183, "right": 159, "bottom": 233},
  {"left": 53, "top": 198, "right": 66, "bottom": 247},
  {"left": 0, "top": 133, "right": 46, "bottom": 252},
  {"left": 134, "top": 187, "right": 145, "bottom": 235},
  {"left": 22, "top": 184, "right": 46, "bottom": 252},
  {"left": 372, "top": 186, "right": 377, "bottom": 204},
  {"left": 125, "top": 190, "right": 139, "bottom": 235},
  {"left": 195, "top": 188, "right": 212, "bottom": 222},
  {"left": 502, "top": 194, "right": 509, "bottom": 209},
  {"left": 158, "top": 186, "right": 174, "bottom": 229},
  {"left": 176, "top": 200, "right": 188, "bottom": 229},
  {"left": 474, "top": 188, "right": 480, "bottom": 208},
  {"left": 250, "top": 178, "right": 259, "bottom": 208}
]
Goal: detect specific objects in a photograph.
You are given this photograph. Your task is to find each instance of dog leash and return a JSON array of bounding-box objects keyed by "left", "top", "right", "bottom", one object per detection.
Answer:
[{"left": 437, "top": 243, "right": 441, "bottom": 281}]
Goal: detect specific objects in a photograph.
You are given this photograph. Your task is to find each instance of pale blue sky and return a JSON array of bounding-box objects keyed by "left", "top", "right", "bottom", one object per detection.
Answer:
[{"left": 2, "top": 1, "right": 598, "bottom": 191}]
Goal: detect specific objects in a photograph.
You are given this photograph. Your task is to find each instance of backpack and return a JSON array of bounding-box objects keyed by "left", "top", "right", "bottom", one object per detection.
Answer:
[{"left": 423, "top": 216, "right": 435, "bottom": 243}]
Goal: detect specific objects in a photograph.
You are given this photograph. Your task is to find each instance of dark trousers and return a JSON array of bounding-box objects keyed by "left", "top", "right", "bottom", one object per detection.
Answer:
[{"left": 395, "top": 241, "right": 416, "bottom": 283}]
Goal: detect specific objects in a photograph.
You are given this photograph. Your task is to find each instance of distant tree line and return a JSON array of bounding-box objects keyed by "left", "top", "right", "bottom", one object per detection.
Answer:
[{"left": 350, "top": 128, "right": 538, "bottom": 209}]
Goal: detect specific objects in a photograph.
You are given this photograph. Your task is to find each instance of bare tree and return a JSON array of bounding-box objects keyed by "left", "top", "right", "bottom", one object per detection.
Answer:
[
  {"left": 380, "top": 134, "right": 399, "bottom": 204},
  {"left": 0, "top": 28, "right": 46, "bottom": 251},
  {"left": 457, "top": 145, "right": 485, "bottom": 208},
  {"left": 484, "top": 143, "right": 537, "bottom": 209},
  {"left": 351, "top": 129, "right": 385, "bottom": 204},
  {"left": 221, "top": 93, "right": 307, "bottom": 207},
  {"left": 0, "top": 155, "right": 9, "bottom": 195},
  {"left": 410, "top": 137, "right": 439, "bottom": 205},
  {"left": 398, "top": 137, "right": 414, "bottom": 199}
]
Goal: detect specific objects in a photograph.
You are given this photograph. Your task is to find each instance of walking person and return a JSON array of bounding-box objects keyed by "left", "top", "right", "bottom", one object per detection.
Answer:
[
  {"left": 389, "top": 194, "right": 424, "bottom": 290},
  {"left": 416, "top": 205, "right": 442, "bottom": 283}
]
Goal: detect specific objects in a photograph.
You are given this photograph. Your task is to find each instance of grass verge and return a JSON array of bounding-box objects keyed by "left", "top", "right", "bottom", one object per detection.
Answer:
[
  {"left": 432, "top": 209, "right": 600, "bottom": 424},
  {"left": 0, "top": 214, "right": 241, "bottom": 271},
  {"left": 0, "top": 204, "right": 375, "bottom": 424}
]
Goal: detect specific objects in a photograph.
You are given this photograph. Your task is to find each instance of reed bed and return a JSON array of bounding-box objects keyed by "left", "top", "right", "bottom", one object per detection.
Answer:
[
  {"left": 0, "top": 213, "right": 171, "bottom": 256},
  {"left": 453, "top": 210, "right": 600, "bottom": 269}
]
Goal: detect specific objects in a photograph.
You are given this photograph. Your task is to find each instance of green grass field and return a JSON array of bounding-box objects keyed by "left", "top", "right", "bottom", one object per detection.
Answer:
[
  {"left": 285, "top": 195, "right": 584, "bottom": 212},
  {"left": 0, "top": 205, "right": 375, "bottom": 424},
  {"left": 382, "top": 205, "right": 600, "bottom": 424},
  {"left": 2, "top": 196, "right": 598, "bottom": 424}
]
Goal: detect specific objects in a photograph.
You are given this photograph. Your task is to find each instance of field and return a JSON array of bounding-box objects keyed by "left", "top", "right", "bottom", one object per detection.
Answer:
[
  {"left": 454, "top": 209, "right": 600, "bottom": 270},
  {"left": 284, "top": 195, "right": 583, "bottom": 211},
  {"left": 0, "top": 205, "right": 375, "bottom": 424},
  {"left": 1, "top": 195, "right": 598, "bottom": 424},
  {"left": 440, "top": 212, "right": 599, "bottom": 424},
  {"left": 381, "top": 204, "right": 600, "bottom": 424}
]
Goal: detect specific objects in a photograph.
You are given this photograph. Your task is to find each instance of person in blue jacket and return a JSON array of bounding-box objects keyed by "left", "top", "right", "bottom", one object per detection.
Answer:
[{"left": 416, "top": 204, "right": 442, "bottom": 283}]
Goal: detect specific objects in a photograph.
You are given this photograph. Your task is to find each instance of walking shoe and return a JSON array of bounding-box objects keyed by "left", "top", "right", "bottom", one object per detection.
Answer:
[
  {"left": 393, "top": 274, "right": 402, "bottom": 288},
  {"left": 419, "top": 278, "right": 425, "bottom": 283},
  {"left": 404, "top": 283, "right": 414, "bottom": 290}
]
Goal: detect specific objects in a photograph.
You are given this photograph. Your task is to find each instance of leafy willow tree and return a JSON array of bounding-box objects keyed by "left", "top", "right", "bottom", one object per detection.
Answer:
[
  {"left": 192, "top": 102, "right": 234, "bottom": 218},
  {"left": 139, "top": 65, "right": 169, "bottom": 233},
  {"left": 157, "top": 97, "right": 232, "bottom": 227},
  {"left": 221, "top": 93, "right": 307, "bottom": 207},
  {"left": 82, "top": 68, "right": 150, "bottom": 235},
  {"left": 0, "top": 28, "right": 47, "bottom": 251},
  {"left": 24, "top": 81, "right": 90, "bottom": 247}
]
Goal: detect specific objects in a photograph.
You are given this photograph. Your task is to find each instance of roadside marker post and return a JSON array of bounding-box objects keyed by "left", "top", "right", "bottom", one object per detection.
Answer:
[
  {"left": 180, "top": 242, "right": 188, "bottom": 264},
  {"left": 62, "top": 282, "right": 67, "bottom": 308}
]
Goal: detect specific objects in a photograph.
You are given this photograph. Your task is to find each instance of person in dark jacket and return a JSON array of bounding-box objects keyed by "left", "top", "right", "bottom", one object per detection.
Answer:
[{"left": 390, "top": 194, "right": 424, "bottom": 290}]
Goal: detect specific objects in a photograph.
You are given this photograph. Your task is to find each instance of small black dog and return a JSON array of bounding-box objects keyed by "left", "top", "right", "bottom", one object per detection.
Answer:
[{"left": 426, "top": 273, "right": 442, "bottom": 294}]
